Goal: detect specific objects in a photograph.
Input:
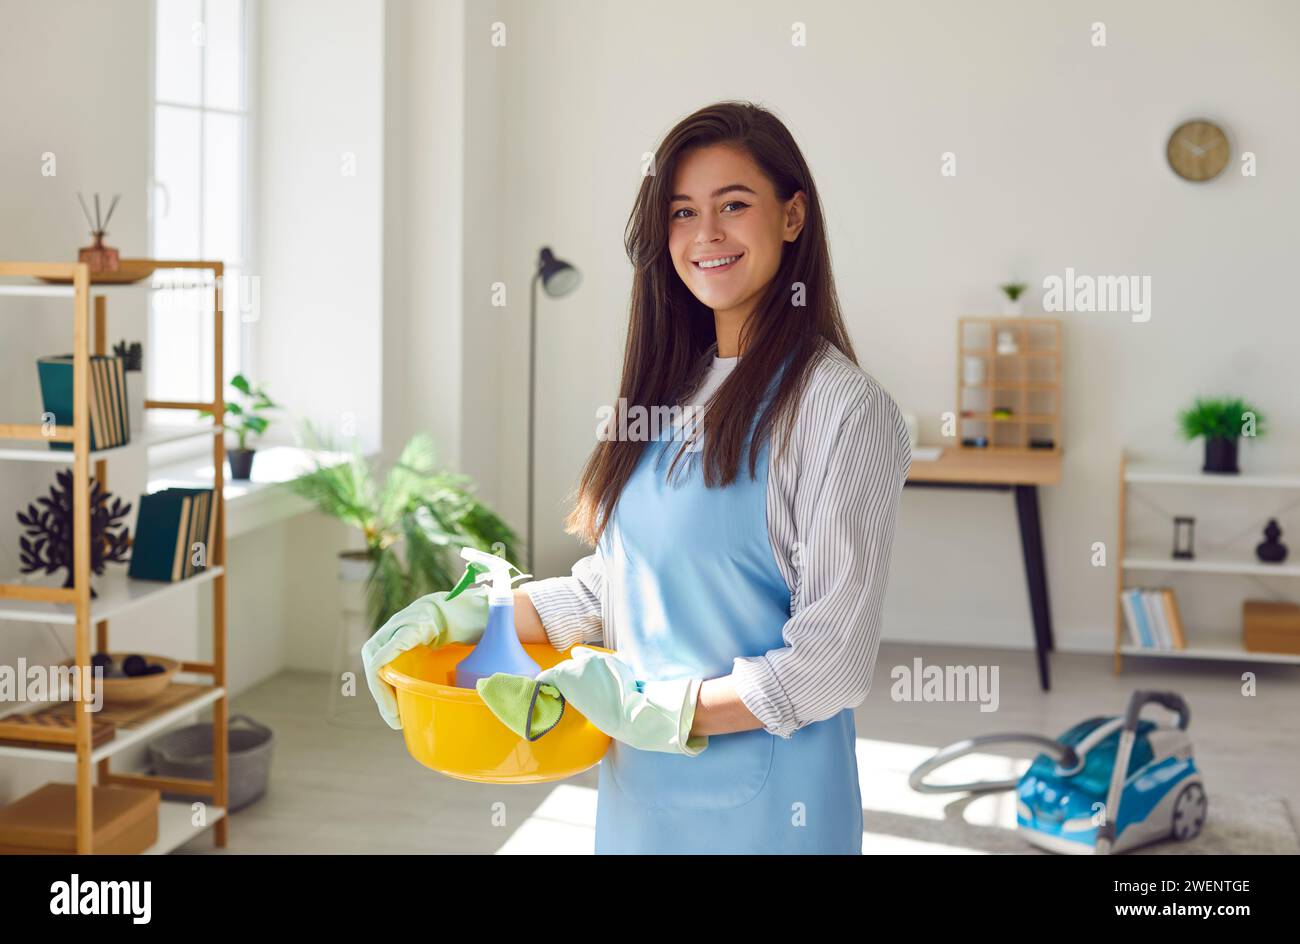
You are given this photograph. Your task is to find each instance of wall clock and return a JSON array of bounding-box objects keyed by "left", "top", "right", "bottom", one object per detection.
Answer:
[{"left": 1166, "top": 119, "right": 1230, "bottom": 182}]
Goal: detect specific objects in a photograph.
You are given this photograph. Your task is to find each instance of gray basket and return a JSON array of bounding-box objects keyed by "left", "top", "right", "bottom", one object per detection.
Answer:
[{"left": 147, "top": 714, "right": 273, "bottom": 812}]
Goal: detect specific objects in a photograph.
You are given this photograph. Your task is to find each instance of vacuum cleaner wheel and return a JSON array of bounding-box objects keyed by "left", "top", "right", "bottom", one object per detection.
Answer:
[{"left": 1171, "top": 781, "right": 1207, "bottom": 842}]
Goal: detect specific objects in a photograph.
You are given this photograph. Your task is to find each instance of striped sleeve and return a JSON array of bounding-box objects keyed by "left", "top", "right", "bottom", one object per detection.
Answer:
[
  {"left": 521, "top": 552, "right": 606, "bottom": 650},
  {"left": 731, "top": 381, "right": 911, "bottom": 739}
]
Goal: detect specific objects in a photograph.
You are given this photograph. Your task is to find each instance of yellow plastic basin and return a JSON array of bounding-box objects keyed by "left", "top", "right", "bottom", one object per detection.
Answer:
[{"left": 378, "top": 643, "right": 612, "bottom": 784}]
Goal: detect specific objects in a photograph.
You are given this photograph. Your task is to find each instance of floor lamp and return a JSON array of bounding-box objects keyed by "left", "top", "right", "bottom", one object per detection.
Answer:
[{"left": 528, "top": 246, "right": 581, "bottom": 571}]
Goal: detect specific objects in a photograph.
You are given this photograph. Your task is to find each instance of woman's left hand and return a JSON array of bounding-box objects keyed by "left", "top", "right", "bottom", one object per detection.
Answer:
[{"left": 536, "top": 647, "right": 708, "bottom": 755}]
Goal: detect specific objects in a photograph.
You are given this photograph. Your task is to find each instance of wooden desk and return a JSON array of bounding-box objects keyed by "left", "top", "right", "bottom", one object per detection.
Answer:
[{"left": 905, "top": 449, "right": 1063, "bottom": 690}]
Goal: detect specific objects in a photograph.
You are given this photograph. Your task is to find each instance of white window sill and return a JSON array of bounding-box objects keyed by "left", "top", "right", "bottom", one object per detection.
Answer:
[{"left": 147, "top": 445, "right": 357, "bottom": 539}]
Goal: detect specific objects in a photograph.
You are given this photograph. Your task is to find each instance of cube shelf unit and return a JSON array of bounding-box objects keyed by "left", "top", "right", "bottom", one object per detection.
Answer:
[
  {"left": 956, "top": 317, "right": 1062, "bottom": 453},
  {"left": 0, "top": 259, "right": 229, "bottom": 854},
  {"left": 1115, "top": 453, "right": 1300, "bottom": 671}
]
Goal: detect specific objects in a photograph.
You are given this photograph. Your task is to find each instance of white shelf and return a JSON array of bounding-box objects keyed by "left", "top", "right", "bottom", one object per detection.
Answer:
[
  {"left": 0, "top": 682, "right": 225, "bottom": 764},
  {"left": 0, "top": 284, "right": 74, "bottom": 298},
  {"left": 1121, "top": 631, "right": 1300, "bottom": 665},
  {"left": 0, "top": 422, "right": 223, "bottom": 463},
  {"left": 0, "top": 566, "right": 224, "bottom": 625},
  {"left": 0, "top": 279, "right": 214, "bottom": 301},
  {"left": 145, "top": 801, "right": 227, "bottom": 855},
  {"left": 1123, "top": 546, "right": 1300, "bottom": 579},
  {"left": 1125, "top": 463, "right": 1300, "bottom": 489}
]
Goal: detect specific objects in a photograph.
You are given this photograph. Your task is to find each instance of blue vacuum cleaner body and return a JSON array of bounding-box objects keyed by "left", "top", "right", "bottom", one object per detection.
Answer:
[{"left": 912, "top": 690, "right": 1208, "bottom": 854}]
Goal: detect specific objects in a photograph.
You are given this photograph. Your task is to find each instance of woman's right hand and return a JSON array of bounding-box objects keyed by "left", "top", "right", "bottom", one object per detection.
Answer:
[{"left": 361, "top": 589, "right": 489, "bottom": 729}]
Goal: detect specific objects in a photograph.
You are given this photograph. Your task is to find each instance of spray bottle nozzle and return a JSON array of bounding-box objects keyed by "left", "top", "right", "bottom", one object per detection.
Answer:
[{"left": 446, "top": 547, "right": 530, "bottom": 604}]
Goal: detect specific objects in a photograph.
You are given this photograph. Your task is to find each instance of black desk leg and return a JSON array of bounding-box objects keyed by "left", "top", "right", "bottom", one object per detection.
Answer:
[{"left": 1014, "top": 484, "right": 1055, "bottom": 691}]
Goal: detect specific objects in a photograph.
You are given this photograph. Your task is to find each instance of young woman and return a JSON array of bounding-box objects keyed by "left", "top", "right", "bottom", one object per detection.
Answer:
[{"left": 364, "top": 102, "right": 910, "bottom": 854}]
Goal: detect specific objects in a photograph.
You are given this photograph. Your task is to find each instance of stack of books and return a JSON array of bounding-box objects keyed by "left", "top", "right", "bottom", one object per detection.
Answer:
[
  {"left": 127, "top": 488, "right": 217, "bottom": 582},
  {"left": 36, "top": 354, "right": 132, "bottom": 450},
  {"left": 1120, "top": 587, "right": 1186, "bottom": 650}
]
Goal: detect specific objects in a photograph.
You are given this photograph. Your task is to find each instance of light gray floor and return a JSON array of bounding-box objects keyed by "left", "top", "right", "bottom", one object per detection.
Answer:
[{"left": 179, "top": 641, "right": 1300, "bottom": 854}]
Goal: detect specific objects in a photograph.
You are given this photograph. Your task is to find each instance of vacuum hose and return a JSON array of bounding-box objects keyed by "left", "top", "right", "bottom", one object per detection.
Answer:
[{"left": 908, "top": 733, "right": 1079, "bottom": 795}]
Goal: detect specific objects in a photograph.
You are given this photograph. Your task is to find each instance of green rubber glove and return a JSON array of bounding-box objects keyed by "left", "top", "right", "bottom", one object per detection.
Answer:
[
  {"left": 534, "top": 647, "right": 708, "bottom": 755},
  {"left": 362, "top": 588, "right": 489, "bottom": 729}
]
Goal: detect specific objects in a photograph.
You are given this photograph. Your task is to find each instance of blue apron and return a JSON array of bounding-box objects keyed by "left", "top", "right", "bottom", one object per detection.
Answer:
[{"left": 592, "top": 416, "right": 863, "bottom": 854}]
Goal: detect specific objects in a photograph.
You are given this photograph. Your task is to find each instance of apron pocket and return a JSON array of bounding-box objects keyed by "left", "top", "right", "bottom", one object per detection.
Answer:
[{"left": 607, "top": 727, "right": 775, "bottom": 811}]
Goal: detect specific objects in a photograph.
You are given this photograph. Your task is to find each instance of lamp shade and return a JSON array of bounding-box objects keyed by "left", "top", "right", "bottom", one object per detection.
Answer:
[{"left": 537, "top": 247, "right": 581, "bottom": 298}]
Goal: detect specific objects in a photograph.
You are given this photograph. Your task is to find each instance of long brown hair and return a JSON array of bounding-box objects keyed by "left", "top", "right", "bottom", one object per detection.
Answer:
[{"left": 565, "top": 101, "right": 857, "bottom": 545}]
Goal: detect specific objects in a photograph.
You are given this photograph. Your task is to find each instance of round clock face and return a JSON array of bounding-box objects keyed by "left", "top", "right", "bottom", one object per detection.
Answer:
[{"left": 1167, "top": 120, "right": 1230, "bottom": 182}]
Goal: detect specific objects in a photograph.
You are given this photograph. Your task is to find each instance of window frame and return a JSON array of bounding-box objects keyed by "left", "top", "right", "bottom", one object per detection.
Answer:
[{"left": 147, "top": 0, "right": 258, "bottom": 466}]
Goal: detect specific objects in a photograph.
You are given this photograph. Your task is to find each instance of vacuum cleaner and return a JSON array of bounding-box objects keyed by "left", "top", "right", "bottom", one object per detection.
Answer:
[{"left": 909, "top": 689, "right": 1207, "bottom": 854}]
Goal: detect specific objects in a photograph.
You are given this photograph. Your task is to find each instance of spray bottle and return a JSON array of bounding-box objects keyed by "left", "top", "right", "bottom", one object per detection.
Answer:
[{"left": 447, "top": 547, "right": 539, "bottom": 689}]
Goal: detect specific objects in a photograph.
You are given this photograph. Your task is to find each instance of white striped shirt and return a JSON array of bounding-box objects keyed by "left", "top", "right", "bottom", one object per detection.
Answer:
[{"left": 522, "top": 338, "right": 912, "bottom": 739}]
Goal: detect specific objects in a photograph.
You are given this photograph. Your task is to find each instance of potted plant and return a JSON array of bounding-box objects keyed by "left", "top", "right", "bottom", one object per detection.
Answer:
[
  {"left": 198, "top": 374, "right": 279, "bottom": 481},
  {"left": 112, "top": 338, "right": 144, "bottom": 436},
  {"left": 1178, "top": 396, "right": 1266, "bottom": 474},
  {"left": 16, "top": 469, "right": 132, "bottom": 597},
  {"left": 1000, "top": 282, "right": 1028, "bottom": 316},
  {"left": 289, "top": 421, "right": 520, "bottom": 634}
]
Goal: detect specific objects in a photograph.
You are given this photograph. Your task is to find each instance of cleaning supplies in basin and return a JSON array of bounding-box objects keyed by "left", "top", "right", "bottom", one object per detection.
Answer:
[{"left": 448, "top": 547, "right": 539, "bottom": 689}]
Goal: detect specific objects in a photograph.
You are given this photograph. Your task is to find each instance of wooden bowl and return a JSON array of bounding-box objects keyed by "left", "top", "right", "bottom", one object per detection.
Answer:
[{"left": 64, "top": 653, "right": 181, "bottom": 705}]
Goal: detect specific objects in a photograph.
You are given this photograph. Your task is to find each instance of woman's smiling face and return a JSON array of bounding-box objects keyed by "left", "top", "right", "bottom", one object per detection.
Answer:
[{"left": 667, "top": 144, "right": 806, "bottom": 319}]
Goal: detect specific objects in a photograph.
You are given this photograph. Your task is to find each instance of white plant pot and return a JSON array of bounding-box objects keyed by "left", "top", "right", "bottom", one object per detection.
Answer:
[
  {"left": 331, "top": 551, "right": 376, "bottom": 725},
  {"left": 1002, "top": 298, "right": 1024, "bottom": 316},
  {"left": 125, "top": 370, "right": 145, "bottom": 439},
  {"left": 338, "top": 553, "right": 372, "bottom": 647}
]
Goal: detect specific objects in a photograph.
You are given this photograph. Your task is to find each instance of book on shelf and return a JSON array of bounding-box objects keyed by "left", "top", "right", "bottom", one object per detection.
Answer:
[
  {"left": 35, "top": 353, "right": 131, "bottom": 450},
  {"left": 126, "top": 487, "right": 216, "bottom": 582},
  {"left": 1121, "top": 586, "right": 1186, "bottom": 650}
]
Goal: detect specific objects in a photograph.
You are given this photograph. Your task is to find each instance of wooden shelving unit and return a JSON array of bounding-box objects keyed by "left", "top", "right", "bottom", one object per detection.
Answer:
[
  {"left": 1115, "top": 453, "right": 1300, "bottom": 672},
  {"left": 0, "top": 259, "right": 229, "bottom": 854},
  {"left": 956, "top": 317, "right": 1062, "bottom": 454}
]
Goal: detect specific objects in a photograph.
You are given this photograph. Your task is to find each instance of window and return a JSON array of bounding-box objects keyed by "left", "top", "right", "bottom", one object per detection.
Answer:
[{"left": 150, "top": 0, "right": 253, "bottom": 423}]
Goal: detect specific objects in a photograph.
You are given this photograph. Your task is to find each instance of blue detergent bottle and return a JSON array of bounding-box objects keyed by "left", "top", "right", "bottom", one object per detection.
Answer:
[{"left": 449, "top": 547, "right": 540, "bottom": 689}]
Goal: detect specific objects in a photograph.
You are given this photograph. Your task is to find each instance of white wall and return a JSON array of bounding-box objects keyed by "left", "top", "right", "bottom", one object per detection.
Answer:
[
  {"left": 383, "top": 0, "right": 467, "bottom": 472},
  {"left": 476, "top": 0, "right": 1300, "bottom": 652},
  {"left": 256, "top": 0, "right": 384, "bottom": 456}
]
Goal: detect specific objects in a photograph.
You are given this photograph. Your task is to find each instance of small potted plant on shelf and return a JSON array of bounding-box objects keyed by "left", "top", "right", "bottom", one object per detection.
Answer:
[
  {"left": 1000, "top": 281, "right": 1028, "bottom": 316},
  {"left": 16, "top": 469, "right": 132, "bottom": 597},
  {"left": 198, "top": 374, "right": 279, "bottom": 481},
  {"left": 1178, "top": 395, "right": 1266, "bottom": 474},
  {"left": 289, "top": 421, "right": 520, "bottom": 634},
  {"left": 113, "top": 338, "right": 144, "bottom": 436}
]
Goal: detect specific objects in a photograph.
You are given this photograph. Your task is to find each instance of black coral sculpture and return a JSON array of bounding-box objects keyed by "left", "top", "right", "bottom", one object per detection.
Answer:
[{"left": 17, "top": 469, "right": 132, "bottom": 598}]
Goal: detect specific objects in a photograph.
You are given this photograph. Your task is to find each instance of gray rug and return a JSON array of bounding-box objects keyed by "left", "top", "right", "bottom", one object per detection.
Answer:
[{"left": 863, "top": 794, "right": 1300, "bottom": 855}]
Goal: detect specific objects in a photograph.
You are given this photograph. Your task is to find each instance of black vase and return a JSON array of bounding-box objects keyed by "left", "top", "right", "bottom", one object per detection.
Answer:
[
  {"left": 228, "top": 448, "right": 255, "bottom": 480},
  {"left": 1202, "top": 437, "right": 1239, "bottom": 474}
]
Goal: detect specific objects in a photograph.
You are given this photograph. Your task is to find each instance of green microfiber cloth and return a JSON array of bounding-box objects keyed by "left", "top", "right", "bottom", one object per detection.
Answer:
[{"left": 476, "top": 673, "right": 565, "bottom": 742}]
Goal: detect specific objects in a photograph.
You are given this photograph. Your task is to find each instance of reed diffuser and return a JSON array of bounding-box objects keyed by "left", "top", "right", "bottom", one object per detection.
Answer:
[{"left": 77, "top": 192, "right": 121, "bottom": 273}]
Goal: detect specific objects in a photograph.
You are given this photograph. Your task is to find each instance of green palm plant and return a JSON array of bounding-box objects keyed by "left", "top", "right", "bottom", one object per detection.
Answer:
[{"left": 289, "top": 421, "right": 520, "bottom": 631}]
